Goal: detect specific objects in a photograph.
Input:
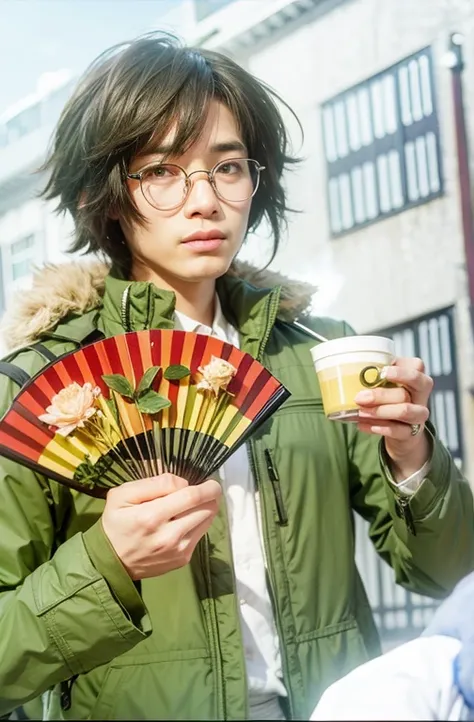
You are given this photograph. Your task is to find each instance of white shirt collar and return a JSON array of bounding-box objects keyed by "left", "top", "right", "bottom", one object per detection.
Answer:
[{"left": 173, "top": 294, "right": 236, "bottom": 344}]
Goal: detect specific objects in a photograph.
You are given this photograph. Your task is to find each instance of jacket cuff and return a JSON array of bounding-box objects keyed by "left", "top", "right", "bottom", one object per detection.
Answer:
[
  {"left": 379, "top": 421, "right": 450, "bottom": 521},
  {"left": 82, "top": 520, "right": 146, "bottom": 626}
]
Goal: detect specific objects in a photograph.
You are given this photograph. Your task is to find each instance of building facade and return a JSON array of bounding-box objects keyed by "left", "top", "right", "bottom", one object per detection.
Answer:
[{"left": 0, "top": 76, "right": 75, "bottom": 355}]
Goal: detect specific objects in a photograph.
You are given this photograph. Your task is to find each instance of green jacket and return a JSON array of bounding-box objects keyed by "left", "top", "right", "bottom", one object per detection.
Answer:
[{"left": 0, "top": 263, "right": 473, "bottom": 721}]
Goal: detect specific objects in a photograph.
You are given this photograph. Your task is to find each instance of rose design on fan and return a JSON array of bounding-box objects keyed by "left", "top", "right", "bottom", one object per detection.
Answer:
[
  {"left": 38, "top": 382, "right": 102, "bottom": 437},
  {"left": 197, "top": 356, "right": 237, "bottom": 396}
]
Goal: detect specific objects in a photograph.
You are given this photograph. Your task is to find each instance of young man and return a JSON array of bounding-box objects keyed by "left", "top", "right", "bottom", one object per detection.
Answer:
[{"left": 0, "top": 32, "right": 473, "bottom": 721}]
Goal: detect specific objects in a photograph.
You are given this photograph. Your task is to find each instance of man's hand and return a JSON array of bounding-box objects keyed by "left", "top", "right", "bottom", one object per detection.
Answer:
[
  {"left": 102, "top": 473, "right": 221, "bottom": 580},
  {"left": 355, "top": 357, "right": 434, "bottom": 479}
]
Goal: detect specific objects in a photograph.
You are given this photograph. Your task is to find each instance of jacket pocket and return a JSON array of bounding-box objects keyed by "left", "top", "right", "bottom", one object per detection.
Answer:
[
  {"left": 297, "top": 619, "right": 372, "bottom": 720},
  {"left": 87, "top": 651, "right": 213, "bottom": 721}
]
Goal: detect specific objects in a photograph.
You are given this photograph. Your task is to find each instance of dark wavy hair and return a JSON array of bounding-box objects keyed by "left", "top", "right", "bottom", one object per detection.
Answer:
[{"left": 42, "top": 31, "right": 301, "bottom": 273}]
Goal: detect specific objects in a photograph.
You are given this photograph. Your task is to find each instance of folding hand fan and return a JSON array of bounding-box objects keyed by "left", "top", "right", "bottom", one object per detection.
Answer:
[{"left": 0, "top": 330, "right": 290, "bottom": 497}]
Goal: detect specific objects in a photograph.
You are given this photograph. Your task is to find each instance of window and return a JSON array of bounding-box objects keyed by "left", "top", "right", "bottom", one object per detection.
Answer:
[
  {"left": 195, "top": 0, "right": 234, "bottom": 22},
  {"left": 378, "top": 307, "right": 463, "bottom": 466},
  {"left": 1, "top": 233, "right": 42, "bottom": 304},
  {"left": 10, "top": 234, "right": 36, "bottom": 281},
  {"left": 322, "top": 47, "right": 443, "bottom": 235}
]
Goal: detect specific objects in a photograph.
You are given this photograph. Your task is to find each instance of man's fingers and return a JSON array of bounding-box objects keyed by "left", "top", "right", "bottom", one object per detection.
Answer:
[
  {"left": 146, "top": 478, "right": 222, "bottom": 522},
  {"left": 356, "top": 386, "right": 411, "bottom": 407},
  {"left": 184, "top": 515, "right": 218, "bottom": 551},
  {"left": 109, "top": 473, "right": 189, "bottom": 505},
  {"left": 167, "top": 500, "right": 220, "bottom": 541},
  {"left": 357, "top": 419, "right": 424, "bottom": 439},
  {"left": 393, "top": 356, "right": 425, "bottom": 373},
  {"left": 382, "top": 362, "right": 433, "bottom": 403},
  {"left": 358, "top": 403, "right": 430, "bottom": 424}
]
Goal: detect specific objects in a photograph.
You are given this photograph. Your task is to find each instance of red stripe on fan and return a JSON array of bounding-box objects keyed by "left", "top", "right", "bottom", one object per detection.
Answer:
[
  {"left": 189, "top": 334, "right": 209, "bottom": 374},
  {"left": 25, "top": 381, "right": 53, "bottom": 413},
  {"left": 126, "top": 331, "right": 144, "bottom": 381},
  {"left": 18, "top": 389, "right": 48, "bottom": 417},
  {"left": 103, "top": 336, "right": 125, "bottom": 381},
  {"left": 227, "top": 352, "right": 254, "bottom": 399},
  {"left": 241, "top": 370, "right": 278, "bottom": 419},
  {"left": 35, "top": 373, "right": 61, "bottom": 404},
  {"left": 41, "top": 364, "right": 73, "bottom": 395},
  {"left": 83, "top": 343, "right": 111, "bottom": 395},
  {"left": 170, "top": 330, "right": 186, "bottom": 365},
  {"left": 60, "top": 352, "right": 86, "bottom": 387},
  {"left": 219, "top": 341, "right": 233, "bottom": 361},
  {"left": 0, "top": 418, "right": 46, "bottom": 459},
  {"left": 224, "top": 343, "right": 244, "bottom": 370},
  {"left": 10, "top": 404, "right": 55, "bottom": 444}
]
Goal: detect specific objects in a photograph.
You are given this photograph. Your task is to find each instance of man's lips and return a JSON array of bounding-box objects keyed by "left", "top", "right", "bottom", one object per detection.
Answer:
[
  {"left": 182, "top": 230, "right": 226, "bottom": 243},
  {"left": 181, "top": 230, "right": 226, "bottom": 251}
]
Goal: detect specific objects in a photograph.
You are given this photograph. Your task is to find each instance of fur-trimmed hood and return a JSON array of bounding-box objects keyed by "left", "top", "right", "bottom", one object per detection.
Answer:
[{"left": 0, "top": 260, "right": 316, "bottom": 352}]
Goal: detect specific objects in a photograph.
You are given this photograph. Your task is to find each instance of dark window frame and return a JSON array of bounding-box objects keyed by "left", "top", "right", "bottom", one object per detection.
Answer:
[
  {"left": 322, "top": 46, "right": 444, "bottom": 237},
  {"left": 374, "top": 306, "right": 463, "bottom": 466}
]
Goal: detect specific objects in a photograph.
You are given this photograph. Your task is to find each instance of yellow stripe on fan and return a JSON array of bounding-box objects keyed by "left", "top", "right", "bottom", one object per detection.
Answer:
[
  {"left": 212, "top": 403, "right": 241, "bottom": 440},
  {"left": 224, "top": 416, "right": 251, "bottom": 448},
  {"left": 188, "top": 391, "right": 206, "bottom": 431},
  {"left": 174, "top": 378, "right": 190, "bottom": 428}
]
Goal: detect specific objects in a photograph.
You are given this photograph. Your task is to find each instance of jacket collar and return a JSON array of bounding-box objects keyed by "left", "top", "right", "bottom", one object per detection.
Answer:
[
  {"left": 0, "top": 259, "right": 316, "bottom": 357},
  {"left": 101, "top": 272, "right": 281, "bottom": 358}
]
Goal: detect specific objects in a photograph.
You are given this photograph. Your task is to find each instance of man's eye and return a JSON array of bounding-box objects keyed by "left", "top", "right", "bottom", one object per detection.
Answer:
[
  {"left": 145, "top": 165, "right": 181, "bottom": 179},
  {"left": 218, "top": 161, "right": 243, "bottom": 174},
  {"left": 151, "top": 166, "right": 171, "bottom": 177}
]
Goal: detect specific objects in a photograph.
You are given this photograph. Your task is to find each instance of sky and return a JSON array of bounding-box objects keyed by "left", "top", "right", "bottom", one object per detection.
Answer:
[{"left": 0, "top": 0, "right": 182, "bottom": 115}]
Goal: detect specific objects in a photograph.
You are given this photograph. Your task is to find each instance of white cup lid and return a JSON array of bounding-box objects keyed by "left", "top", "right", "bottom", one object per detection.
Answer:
[{"left": 311, "top": 335, "right": 395, "bottom": 363}]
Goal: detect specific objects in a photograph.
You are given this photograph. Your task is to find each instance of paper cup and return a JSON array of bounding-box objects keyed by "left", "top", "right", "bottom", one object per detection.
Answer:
[{"left": 311, "top": 335, "right": 395, "bottom": 422}]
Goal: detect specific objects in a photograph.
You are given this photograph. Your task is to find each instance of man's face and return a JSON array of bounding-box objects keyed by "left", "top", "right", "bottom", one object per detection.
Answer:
[{"left": 122, "top": 101, "right": 253, "bottom": 287}]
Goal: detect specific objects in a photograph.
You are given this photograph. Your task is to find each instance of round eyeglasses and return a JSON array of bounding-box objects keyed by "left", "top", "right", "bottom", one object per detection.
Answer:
[{"left": 127, "top": 158, "right": 265, "bottom": 211}]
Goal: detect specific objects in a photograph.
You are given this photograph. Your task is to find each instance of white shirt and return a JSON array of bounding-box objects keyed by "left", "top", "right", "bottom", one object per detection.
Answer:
[
  {"left": 311, "top": 635, "right": 472, "bottom": 721},
  {"left": 174, "top": 297, "right": 429, "bottom": 711}
]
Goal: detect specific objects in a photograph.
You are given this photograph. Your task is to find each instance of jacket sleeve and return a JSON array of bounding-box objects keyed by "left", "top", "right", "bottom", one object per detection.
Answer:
[
  {"left": 336, "top": 320, "right": 474, "bottom": 597},
  {"left": 346, "top": 416, "right": 474, "bottom": 596},
  {"left": 303, "top": 314, "right": 474, "bottom": 597},
  {"left": 0, "top": 357, "right": 151, "bottom": 716}
]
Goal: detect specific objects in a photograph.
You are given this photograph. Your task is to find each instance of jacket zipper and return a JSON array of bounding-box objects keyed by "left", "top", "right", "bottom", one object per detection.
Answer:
[
  {"left": 257, "top": 290, "right": 281, "bottom": 361},
  {"left": 247, "top": 441, "right": 295, "bottom": 719},
  {"left": 264, "top": 449, "right": 288, "bottom": 526},
  {"left": 396, "top": 496, "right": 417, "bottom": 536}
]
